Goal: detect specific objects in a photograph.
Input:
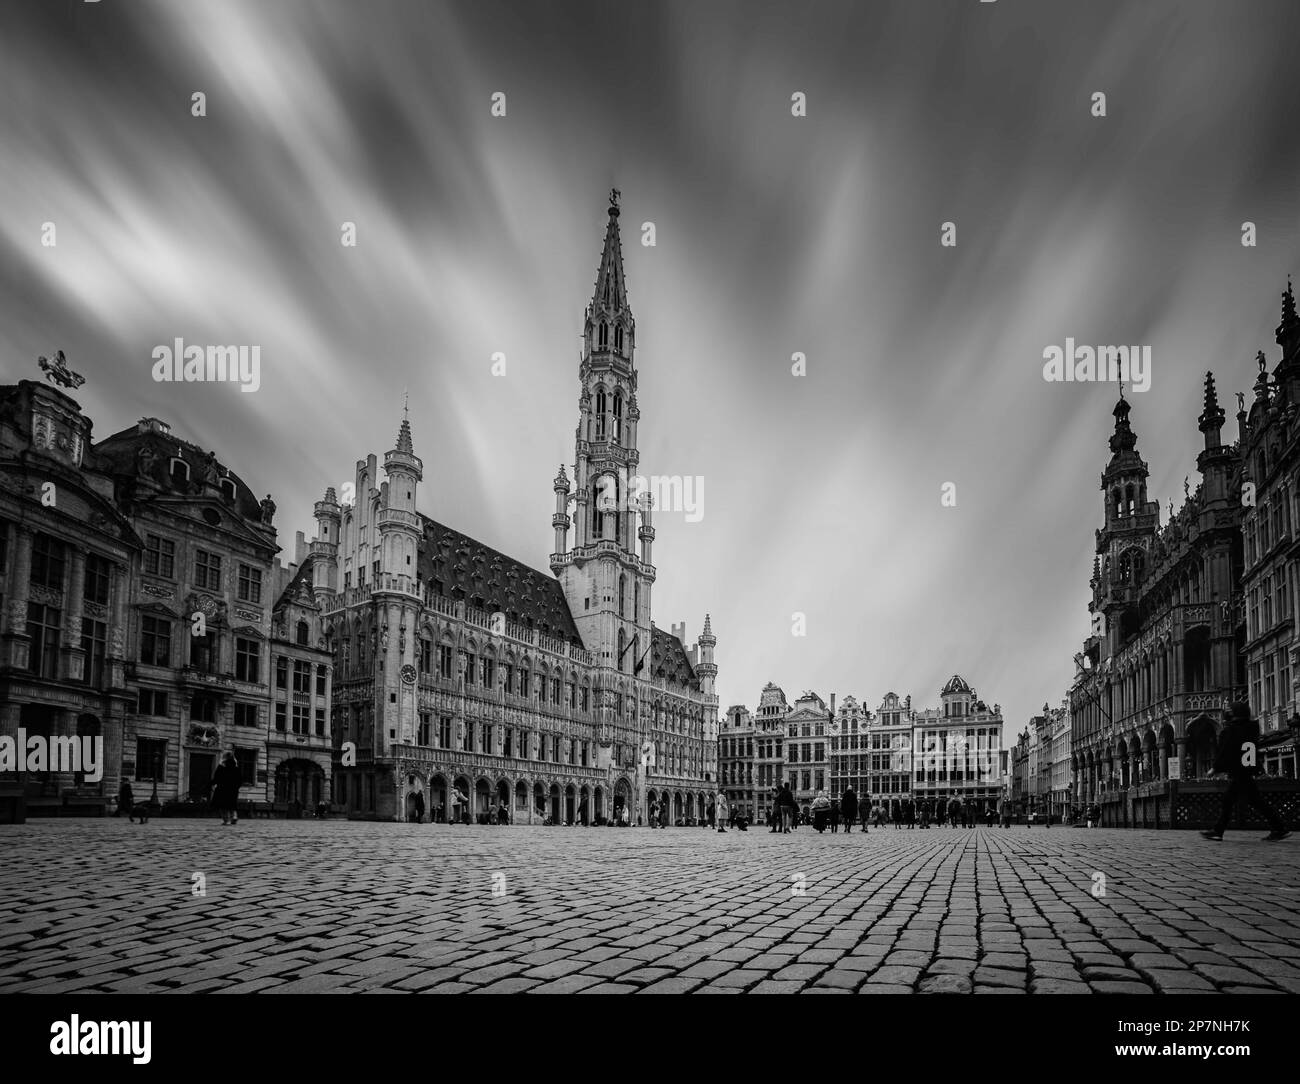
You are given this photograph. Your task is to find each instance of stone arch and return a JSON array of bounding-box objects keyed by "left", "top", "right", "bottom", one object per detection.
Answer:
[
  {"left": 429, "top": 773, "right": 448, "bottom": 822},
  {"left": 578, "top": 784, "right": 591, "bottom": 825},
  {"left": 549, "top": 782, "right": 561, "bottom": 823}
]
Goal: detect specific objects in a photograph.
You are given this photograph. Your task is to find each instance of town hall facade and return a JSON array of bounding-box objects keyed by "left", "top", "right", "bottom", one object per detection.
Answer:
[{"left": 309, "top": 192, "right": 720, "bottom": 824}]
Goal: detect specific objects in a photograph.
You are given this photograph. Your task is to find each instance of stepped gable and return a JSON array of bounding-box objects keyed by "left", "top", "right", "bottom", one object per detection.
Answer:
[{"left": 416, "top": 515, "right": 583, "bottom": 646}]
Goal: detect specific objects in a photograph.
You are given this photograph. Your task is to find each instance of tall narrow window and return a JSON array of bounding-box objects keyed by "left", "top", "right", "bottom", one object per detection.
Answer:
[
  {"left": 618, "top": 575, "right": 626, "bottom": 618},
  {"left": 613, "top": 392, "right": 623, "bottom": 443}
]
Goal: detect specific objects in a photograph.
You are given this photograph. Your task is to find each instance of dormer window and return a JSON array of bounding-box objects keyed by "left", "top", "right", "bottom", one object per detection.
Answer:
[
  {"left": 219, "top": 478, "right": 236, "bottom": 502},
  {"left": 170, "top": 457, "right": 190, "bottom": 487}
]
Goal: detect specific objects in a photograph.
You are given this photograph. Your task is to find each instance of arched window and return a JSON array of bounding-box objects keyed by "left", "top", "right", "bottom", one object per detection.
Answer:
[
  {"left": 598, "top": 322, "right": 608, "bottom": 348},
  {"left": 296, "top": 620, "right": 310, "bottom": 646},
  {"left": 615, "top": 325, "right": 624, "bottom": 353},
  {"left": 1125, "top": 485, "right": 1135, "bottom": 516},
  {"left": 633, "top": 580, "right": 640, "bottom": 624},
  {"left": 618, "top": 628, "right": 626, "bottom": 673},
  {"left": 219, "top": 478, "right": 236, "bottom": 503},
  {"left": 170, "top": 457, "right": 190, "bottom": 487},
  {"left": 613, "top": 392, "right": 623, "bottom": 443},
  {"left": 618, "top": 575, "right": 626, "bottom": 618},
  {"left": 595, "top": 389, "right": 607, "bottom": 440}
]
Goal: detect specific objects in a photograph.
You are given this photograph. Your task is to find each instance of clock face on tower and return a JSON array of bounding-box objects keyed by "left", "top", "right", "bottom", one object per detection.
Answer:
[{"left": 400, "top": 664, "right": 417, "bottom": 685}]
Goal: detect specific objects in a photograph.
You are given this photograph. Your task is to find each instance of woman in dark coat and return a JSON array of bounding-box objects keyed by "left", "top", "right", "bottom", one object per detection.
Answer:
[{"left": 210, "top": 751, "right": 242, "bottom": 826}]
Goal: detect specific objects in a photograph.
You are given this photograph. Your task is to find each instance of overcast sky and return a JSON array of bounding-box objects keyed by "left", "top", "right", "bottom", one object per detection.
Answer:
[{"left": 4, "top": 0, "right": 1300, "bottom": 735}]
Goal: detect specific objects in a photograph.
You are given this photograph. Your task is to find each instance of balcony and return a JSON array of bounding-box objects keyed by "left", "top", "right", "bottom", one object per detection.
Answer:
[
  {"left": 178, "top": 667, "right": 236, "bottom": 693},
  {"left": 376, "top": 508, "right": 421, "bottom": 533}
]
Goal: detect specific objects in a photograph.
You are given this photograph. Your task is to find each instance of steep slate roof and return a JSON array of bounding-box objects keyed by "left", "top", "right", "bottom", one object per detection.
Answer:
[
  {"left": 651, "top": 626, "right": 698, "bottom": 691},
  {"left": 417, "top": 515, "right": 583, "bottom": 646}
]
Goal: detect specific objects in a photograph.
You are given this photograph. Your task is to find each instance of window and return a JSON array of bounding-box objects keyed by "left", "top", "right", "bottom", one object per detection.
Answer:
[
  {"left": 463, "top": 653, "right": 476, "bottom": 686},
  {"left": 235, "top": 638, "right": 259, "bottom": 683},
  {"left": 464, "top": 721, "right": 475, "bottom": 752},
  {"left": 234, "top": 747, "right": 257, "bottom": 787},
  {"left": 504, "top": 728, "right": 513, "bottom": 758},
  {"left": 481, "top": 656, "right": 494, "bottom": 690},
  {"left": 581, "top": 687, "right": 589, "bottom": 712},
  {"left": 30, "top": 533, "right": 66, "bottom": 591},
  {"left": 191, "top": 697, "right": 217, "bottom": 724},
  {"left": 438, "top": 644, "right": 453, "bottom": 679},
  {"left": 233, "top": 703, "right": 258, "bottom": 727},
  {"left": 552, "top": 677, "right": 561, "bottom": 705},
  {"left": 316, "top": 666, "right": 326, "bottom": 696},
  {"left": 136, "top": 738, "right": 167, "bottom": 781},
  {"left": 292, "top": 702, "right": 309, "bottom": 734},
  {"left": 568, "top": 682, "right": 576, "bottom": 709},
  {"left": 315, "top": 708, "right": 326, "bottom": 737},
  {"left": 144, "top": 534, "right": 175, "bottom": 579},
  {"left": 81, "top": 619, "right": 107, "bottom": 687},
  {"left": 137, "top": 689, "right": 169, "bottom": 716},
  {"left": 237, "top": 563, "right": 262, "bottom": 603},
  {"left": 276, "top": 656, "right": 288, "bottom": 689},
  {"left": 418, "top": 712, "right": 432, "bottom": 746},
  {"left": 1280, "top": 648, "right": 1291, "bottom": 716},
  {"left": 194, "top": 550, "right": 221, "bottom": 590},
  {"left": 84, "top": 554, "right": 111, "bottom": 605},
  {"left": 25, "top": 603, "right": 60, "bottom": 678},
  {"left": 296, "top": 620, "right": 310, "bottom": 646},
  {"left": 275, "top": 703, "right": 287, "bottom": 731},
  {"left": 293, "top": 660, "right": 310, "bottom": 694},
  {"left": 553, "top": 735, "right": 562, "bottom": 761},
  {"left": 801, "top": 771, "right": 811, "bottom": 791},
  {"left": 140, "top": 615, "right": 172, "bottom": 667},
  {"left": 521, "top": 669, "right": 530, "bottom": 699},
  {"left": 1264, "top": 653, "right": 1277, "bottom": 710}
]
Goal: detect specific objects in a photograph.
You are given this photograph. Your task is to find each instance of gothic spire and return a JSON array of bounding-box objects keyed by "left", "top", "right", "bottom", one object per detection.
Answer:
[
  {"left": 591, "top": 188, "right": 629, "bottom": 318},
  {"left": 395, "top": 415, "right": 414, "bottom": 455},
  {"left": 1198, "top": 370, "right": 1224, "bottom": 436}
]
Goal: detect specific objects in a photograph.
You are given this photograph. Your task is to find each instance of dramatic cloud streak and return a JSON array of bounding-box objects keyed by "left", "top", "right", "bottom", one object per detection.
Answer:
[{"left": 3, "top": 0, "right": 1300, "bottom": 732}]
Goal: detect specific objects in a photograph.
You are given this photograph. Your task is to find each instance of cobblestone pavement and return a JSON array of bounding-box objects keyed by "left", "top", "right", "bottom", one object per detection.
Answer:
[{"left": 1, "top": 820, "right": 1298, "bottom": 994}]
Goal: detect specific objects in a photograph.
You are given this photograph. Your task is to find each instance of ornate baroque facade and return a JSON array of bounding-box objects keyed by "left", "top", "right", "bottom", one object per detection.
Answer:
[{"left": 0, "top": 376, "right": 332, "bottom": 813}]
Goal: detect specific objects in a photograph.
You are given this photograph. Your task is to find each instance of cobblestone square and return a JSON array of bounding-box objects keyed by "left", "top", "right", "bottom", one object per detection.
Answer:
[{"left": 2, "top": 821, "right": 1298, "bottom": 994}]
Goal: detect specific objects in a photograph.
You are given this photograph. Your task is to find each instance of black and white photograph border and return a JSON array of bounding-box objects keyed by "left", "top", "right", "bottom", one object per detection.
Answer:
[{"left": 2, "top": 0, "right": 1300, "bottom": 1062}]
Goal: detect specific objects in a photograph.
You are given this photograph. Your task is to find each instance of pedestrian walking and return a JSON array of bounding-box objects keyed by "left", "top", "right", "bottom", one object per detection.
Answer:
[
  {"left": 1202, "top": 702, "right": 1290, "bottom": 842},
  {"left": 780, "top": 782, "right": 796, "bottom": 833},
  {"left": 904, "top": 798, "right": 915, "bottom": 828},
  {"left": 716, "top": 791, "right": 729, "bottom": 833},
  {"left": 841, "top": 787, "right": 858, "bottom": 834},
  {"left": 659, "top": 797, "right": 670, "bottom": 830},
  {"left": 830, "top": 801, "right": 841, "bottom": 833},
  {"left": 209, "top": 751, "right": 242, "bottom": 826},
  {"left": 412, "top": 790, "right": 425, "bottom": 823}
]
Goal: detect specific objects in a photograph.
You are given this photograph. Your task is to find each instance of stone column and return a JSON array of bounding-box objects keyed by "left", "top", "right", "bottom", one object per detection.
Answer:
[
  {"left": 63, "top": 548, "right": 87, "bottom": 682},
  {"left": 1175, "top": 736, "right": 1187, "bottom": 780},
  {"left": 107, "top": 561, "right": 128, "bottom": 691},
  {"left": 2, "top": 527, "right": 33, "bottom": 671}
]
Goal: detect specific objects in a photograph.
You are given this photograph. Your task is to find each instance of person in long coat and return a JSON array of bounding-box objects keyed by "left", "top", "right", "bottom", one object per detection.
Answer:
[
  {"left": 659, "top": 797, "right": 670, "bottom": 829},
  {"left": 841, "top": 787, "right": 859, "bottom": 834},
  {"left": 715, "top": 791, "right": 729, "bottom": 833},
  {"left": 904, "top": 798, "right": 915, "bottom": 828},
  {"left": 210, "top": 751, "right": 242, "bottom": 826}
]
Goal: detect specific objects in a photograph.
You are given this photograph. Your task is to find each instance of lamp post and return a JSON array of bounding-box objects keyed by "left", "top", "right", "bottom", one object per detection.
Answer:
[{"left": 1287, "top": 713, "right": 1300, "bottom": 780}]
